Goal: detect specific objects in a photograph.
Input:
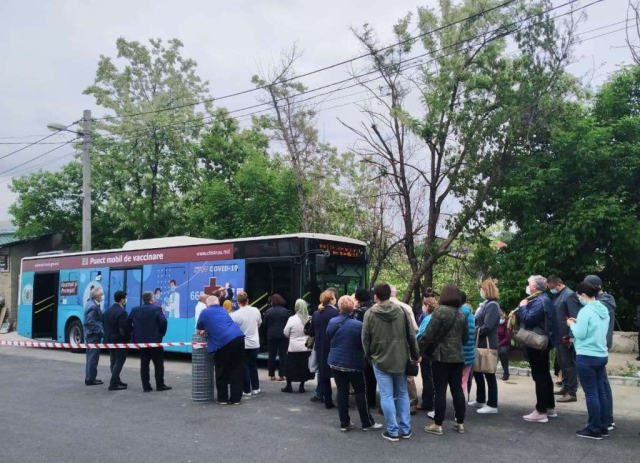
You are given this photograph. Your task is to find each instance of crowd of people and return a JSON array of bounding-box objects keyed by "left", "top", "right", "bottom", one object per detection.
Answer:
[{"left": 83, "top": 273, "right": 618, "bottom": 442}]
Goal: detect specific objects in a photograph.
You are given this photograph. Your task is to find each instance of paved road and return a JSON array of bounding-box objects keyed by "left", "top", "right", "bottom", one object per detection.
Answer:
[{"left": 0, "top": 349, "right": 638, "bottom": 463}]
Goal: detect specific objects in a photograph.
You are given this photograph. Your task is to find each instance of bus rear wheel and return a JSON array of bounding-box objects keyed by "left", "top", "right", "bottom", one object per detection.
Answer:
[{"left": 66, "top": 319, "right": 84, "bottom": 353}]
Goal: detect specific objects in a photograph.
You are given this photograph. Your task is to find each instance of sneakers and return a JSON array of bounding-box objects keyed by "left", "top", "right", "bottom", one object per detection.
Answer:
[
  {"left": 401, "top": 430, "right": 412, "bottom": 439},
  {"left": 382, "top": 431, "right": 400, "bottom": 442},
  {"left": 425, "top": 423, "right": 443, "bottom": 435},
  {"left": 554, "top": 388, "right": 569, "bottom": 396},
  {"left": 363, "top": 423, "right": 383, "bottom": 431},
  {"left": 427, "top": 411, "right": 435, "bottom": 420},
  {"left": 556, "top": 394, "right": 577, "bottom": 403},
  {"left": 242, "top": 392, "right": 252, "bottom": 397},
  {"left": 601, "top": 428, "right": 610, "bottom": 438},
  {"left": 576, "top": 427, "right": 603, "bottom": 440},
  {"left": 477, "top": 405, "right": 498, "bottom": 414},
  {"left": 252, "top": 389, "right": 261, "bottom": 395},
  {"left": 523, "top": 410, "right": 549, "bottom": 423},
  {"left": 340, "top": 422, "right": 355, "bottom": 432},
  {"left": 608, "top": 422, "right": 616, "bottom": 431},
  {"left": 467, "top": 400, "right": 484, "bottom": 408},
  {"left": 547, "top": 408, "right": 558, "bottom": 418},
  {"left": 453, "top": 423, "right": 465, "bottom": 434}
]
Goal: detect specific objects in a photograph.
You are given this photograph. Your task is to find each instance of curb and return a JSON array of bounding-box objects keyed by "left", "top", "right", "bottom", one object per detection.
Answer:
[{"left": 497, "top": 367, "right": 640, "bottom": 387}]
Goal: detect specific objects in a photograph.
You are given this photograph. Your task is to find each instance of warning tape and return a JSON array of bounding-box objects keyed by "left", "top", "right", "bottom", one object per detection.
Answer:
[{"left": 0, "top": 340, "right": 206, "bottom": 349}]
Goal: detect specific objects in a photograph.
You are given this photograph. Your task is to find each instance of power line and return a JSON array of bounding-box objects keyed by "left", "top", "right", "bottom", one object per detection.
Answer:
[
  {"left": 96, "top": 0, "right": 600, "bottom": 144},
  {"left": 0, "top": 141, "right": 74, "bottom": 177},
  {"left": 93, "top": 0, "right": 520, "bottom": 122},
  {"left": 0, "top": 121, "right": 78, "bottom": 161},
  {"left": 0, "top": 141, "right": 72, "bottom": 145},
  {"left": 0, "top": 152, "right": 76, "bottom": 185}
]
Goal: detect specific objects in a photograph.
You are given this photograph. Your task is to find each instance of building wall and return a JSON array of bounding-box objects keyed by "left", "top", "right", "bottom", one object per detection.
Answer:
[{"left": 0, "top": 235, "right": 63, "bottom": 323}]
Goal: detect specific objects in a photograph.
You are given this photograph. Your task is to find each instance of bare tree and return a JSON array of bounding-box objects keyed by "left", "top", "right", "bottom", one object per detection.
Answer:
[{"left": 627, "top": 1, "right": 640, "bottom": 64}]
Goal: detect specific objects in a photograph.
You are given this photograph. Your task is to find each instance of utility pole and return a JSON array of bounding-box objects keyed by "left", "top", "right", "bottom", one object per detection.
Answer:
[{"left": 81, "top": 110, "right": 91, "bottom": 252}]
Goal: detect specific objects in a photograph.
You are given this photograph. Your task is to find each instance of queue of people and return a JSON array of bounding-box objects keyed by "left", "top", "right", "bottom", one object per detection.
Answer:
[{"left": 82, "top": 272, "right": 617, "bottom": 442}]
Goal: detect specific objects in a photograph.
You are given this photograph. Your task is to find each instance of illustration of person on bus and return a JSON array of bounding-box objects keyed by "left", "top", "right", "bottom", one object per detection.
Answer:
[{"left": 166, "top": 279, "right": 180, "bottom": 318}]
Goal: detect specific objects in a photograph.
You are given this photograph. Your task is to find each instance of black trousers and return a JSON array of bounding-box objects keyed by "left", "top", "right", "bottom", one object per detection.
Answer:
[
  {"left": 473, "top": 372, "right": 498, "bottom": 408},
  {"left": 140, "top": 347, "right": 165, "bottom": 390},
  {"left": 244, "top": 348, "right": 260, "bottom": 393},
  {"left": 432, "top": 361, "right": 466, "bottom": 426},
  {"left": 498, "top": 346, "right": 510, "bottom": 377},
  {"left": 527, "top": 347, "right": 555, "bottom": 413},
  {"left": 214, "top": 336, "right": 246, "bottom": 403},
  {"left": 333, "top": 369, "right": 375, "bottom": 428},
  {"left": 109, "top": 349, "right": 128, "bottom": 386},
  {"left": 420, "top": 357, "right": 434, "bottom": 410},
  {"left": 363, "top": 363, "right": 377, "bottom": 408},
  {"left": 267, "top": 338, "right": 288, "bottom": 377}
]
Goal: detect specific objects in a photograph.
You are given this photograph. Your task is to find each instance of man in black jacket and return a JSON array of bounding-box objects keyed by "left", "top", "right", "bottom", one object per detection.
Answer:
[
  {"left": 104, "top": 290, "right": 130, "bottom": 391},
  {"left": 548, "top": 276, "right": 581, "bottom": 403},
  {"left": 354, "top": 288, "right": 377, "bottom": 408},
  {"left": 126, "top": 291, "right": 171, "bottom": 392}
]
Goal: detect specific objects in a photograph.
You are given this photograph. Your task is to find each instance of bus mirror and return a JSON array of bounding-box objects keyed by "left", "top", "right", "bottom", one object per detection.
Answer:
[{"left": 315, "top": 253, "right": 327, "bottom": 273}]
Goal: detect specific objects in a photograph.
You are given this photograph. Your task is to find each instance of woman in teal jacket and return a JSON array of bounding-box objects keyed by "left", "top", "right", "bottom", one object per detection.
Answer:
[{"left": 568, "top": 281, "right": 610, "bottom": 440}]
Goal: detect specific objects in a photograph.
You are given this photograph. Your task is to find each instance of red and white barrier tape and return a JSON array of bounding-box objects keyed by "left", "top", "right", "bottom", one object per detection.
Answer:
[{"left": 0, "top": 340, "right": 206, "bottom": 349}]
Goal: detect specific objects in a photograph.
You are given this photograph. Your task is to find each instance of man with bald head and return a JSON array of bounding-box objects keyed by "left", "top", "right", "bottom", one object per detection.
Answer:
[{"left": 197, "top": 294, "right": 246, "bottom": 404}]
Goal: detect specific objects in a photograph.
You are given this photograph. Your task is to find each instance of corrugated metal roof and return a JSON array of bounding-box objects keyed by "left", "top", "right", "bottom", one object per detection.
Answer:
[{"left": 0, "top": 233, "right": 20, "bottom": 246}]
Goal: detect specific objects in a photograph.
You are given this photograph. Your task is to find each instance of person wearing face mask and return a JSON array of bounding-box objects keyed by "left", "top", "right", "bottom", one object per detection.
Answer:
[
  {"left": 509, "top": 275, "right": 559, "bottom": 423},
  {"left": 567, "top": 282, "right": 610, "bottom": 440},
  {"left": 497, "top": 310, "right": 512, "bottom": 381},
  {"left": 417, "top": 295, "right": 438, "bottom": 413},
  {"left": 469, "top": 280, "right": 500, "bottom": 414},
  {"left": 547, "top": 276, "right": 581, "bottom": 403},
  {"left": 104, "top": 290, "right": 131, "bottom": 391}
]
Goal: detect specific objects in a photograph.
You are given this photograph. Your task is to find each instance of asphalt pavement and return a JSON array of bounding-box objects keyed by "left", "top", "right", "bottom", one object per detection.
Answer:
[{"left": 0, "top": 349, "right": 638, "bottom": 463}]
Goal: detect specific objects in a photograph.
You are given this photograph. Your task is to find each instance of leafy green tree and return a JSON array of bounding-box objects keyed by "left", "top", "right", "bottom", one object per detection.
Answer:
[{"left": 481, "top": 66, "right": 640, "bottom": 328}]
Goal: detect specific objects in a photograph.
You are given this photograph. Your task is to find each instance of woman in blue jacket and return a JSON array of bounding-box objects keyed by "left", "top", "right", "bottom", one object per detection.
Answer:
[
  {"left": 568, "top": 282, "right": 610, "bottom": 440},
  {"left": 327, "top": 295, "right": 382, "bottom": 432}
]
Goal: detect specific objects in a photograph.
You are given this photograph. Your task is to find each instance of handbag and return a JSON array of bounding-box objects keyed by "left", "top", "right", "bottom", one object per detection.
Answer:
[
  {"left": 308, "top": 350, "right": 319, "bottom": 373},
  {"left": 515, "top": 299, "right": 549, "bottom": 350},
  {"left": 473, "top": 330, "right": 498, "bottom": 374},
  {"left": 401, "top": 308, "right": 419, "bottom": 376},
  {"left": 303, "top": 318, "right": 315, "bottom": 349}
]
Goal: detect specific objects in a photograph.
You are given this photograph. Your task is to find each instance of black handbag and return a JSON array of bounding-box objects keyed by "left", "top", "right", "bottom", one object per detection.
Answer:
[{"left": 405, "top": 359, "right": 419, "bottom": 376}]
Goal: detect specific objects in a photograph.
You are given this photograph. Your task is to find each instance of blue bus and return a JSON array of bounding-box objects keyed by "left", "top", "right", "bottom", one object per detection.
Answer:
[{"left": 17, "top": 234, "right": 367, "bottom": 352}]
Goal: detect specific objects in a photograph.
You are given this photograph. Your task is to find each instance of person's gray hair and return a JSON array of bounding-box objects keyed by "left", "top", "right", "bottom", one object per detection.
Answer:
[
  {"left": 142, "top": 291, "right": 154, "bottom": 303},
  {"left": 529, "top": 275, "right": 547, "bottom": 291},
  {"left": 389, "top": 285, "right": 398, "bottom": 298},
  {"left": 90, "top": 287, "right": 103, "bottom": 299},
  {"left": 205, "top": 295, "right": 220, "bottom": 307}
]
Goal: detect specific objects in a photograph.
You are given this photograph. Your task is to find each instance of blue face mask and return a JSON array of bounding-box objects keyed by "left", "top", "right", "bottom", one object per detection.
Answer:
[
  {"left": 579, "top": 298, "right": 588, "bottom": 306},
  {"left": 550, "top": 288, "right": 558, "bottom": 295},
  {"left": 170, "top": 286, "right": 176, "bottom": 292}
]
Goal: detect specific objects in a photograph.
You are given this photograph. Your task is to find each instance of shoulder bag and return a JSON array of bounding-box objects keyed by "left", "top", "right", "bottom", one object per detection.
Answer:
[
  {"left": 473, "top": 329, "right": 498, "bottom": 374},
  {"left": 515, "top": 299, "right": 549, "bottom": 350},
  {"left": 403, "top": 311, "right": 419, "bottom": 377}
]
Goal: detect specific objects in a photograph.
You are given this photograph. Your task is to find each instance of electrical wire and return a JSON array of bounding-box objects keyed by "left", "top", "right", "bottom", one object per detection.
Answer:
[{"left": 0, "top": 140, "right": 75, "bottom": 177}]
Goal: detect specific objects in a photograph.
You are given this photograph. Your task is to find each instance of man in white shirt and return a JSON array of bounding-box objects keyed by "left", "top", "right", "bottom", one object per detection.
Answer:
[
  {"left": 194, "top": 293, "right": 208, "bottom": 331},
  {"left": 390, "top": 286, "right": 419, "bottom": 415},
  {"left": 230, "top": 291, "right": 262, "bottom": 396},
  {"left": 167, "top": 279, "right": 181, "bottom": 318}
]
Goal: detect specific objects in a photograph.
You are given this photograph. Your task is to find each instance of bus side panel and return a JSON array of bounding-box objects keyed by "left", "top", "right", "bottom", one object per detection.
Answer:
[
  {"left": 57, "top": 267, "right": 110, "bottom": 342},
  {"left": 17, "top": 271, "right": 35, "bottom": 338}
]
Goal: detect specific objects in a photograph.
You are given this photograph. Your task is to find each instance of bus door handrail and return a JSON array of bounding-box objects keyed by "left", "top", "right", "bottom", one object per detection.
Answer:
[{"left": 34, "top": 295, "right": 55, "bottom": 306}]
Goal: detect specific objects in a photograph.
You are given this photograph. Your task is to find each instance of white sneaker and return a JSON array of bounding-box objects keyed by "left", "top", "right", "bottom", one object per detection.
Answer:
[
  {"left": 252, "top": 389, "right": 261, "bottom": 395},
  {"left": 242, "top": 392, "right": 252, "bottom": 398},
  {"left": 427, "top": 411, "right": 435, "bottom": 419},
  {"left": 547, "top": 408, "right": 558, "bottom": 418},
  {"left": 477, "top": 405, "right": 498, "bottom": 414},
  {"left": 468, "top": 400, "right": 485, "bottom": 408}
]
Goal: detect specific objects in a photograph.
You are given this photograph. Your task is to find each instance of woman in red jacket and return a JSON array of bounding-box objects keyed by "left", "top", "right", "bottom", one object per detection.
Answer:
[{"left": 497, "top": 310, "right": 512, "bottom": 381}]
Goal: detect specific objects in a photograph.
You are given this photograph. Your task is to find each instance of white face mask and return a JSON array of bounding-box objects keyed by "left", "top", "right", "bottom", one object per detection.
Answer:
[
  {"left": 480, "top": 290, "right": 486, "bottom": 300},
  {"left": 525, "top": 286, "right": 532, "bottom": 296},
  {"left": 499, "top": 319, "right": 505, "bottom": 325}
]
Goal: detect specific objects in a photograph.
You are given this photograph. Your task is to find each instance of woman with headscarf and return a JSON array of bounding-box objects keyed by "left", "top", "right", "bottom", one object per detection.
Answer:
[{"left": 282, "top": 299, "right": 315, "bottom": 393}]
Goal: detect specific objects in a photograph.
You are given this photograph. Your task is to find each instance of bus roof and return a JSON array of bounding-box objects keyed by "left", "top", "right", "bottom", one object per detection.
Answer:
[{"left": 22, "top": 233, "right": 366, "bottom": 261}]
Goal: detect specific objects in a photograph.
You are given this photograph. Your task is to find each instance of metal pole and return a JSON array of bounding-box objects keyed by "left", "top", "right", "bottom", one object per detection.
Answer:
[{"left": 81, "top": 110, "right": 91, "bottom": 252}]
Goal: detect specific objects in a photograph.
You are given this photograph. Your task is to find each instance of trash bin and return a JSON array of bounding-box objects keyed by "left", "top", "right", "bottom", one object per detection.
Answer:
[{"left": 191, "top": 334, "right": 214, "bottom": 403}]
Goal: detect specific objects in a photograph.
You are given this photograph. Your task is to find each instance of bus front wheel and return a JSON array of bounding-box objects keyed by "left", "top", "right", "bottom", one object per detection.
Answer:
[{"left": 66, "top": 319, "right": 84, "bottom": 353}]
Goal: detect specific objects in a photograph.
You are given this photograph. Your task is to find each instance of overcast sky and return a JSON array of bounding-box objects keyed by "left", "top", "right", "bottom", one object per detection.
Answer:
[{"left": 0, "top": 0, "right": 634, "bottom": 223}]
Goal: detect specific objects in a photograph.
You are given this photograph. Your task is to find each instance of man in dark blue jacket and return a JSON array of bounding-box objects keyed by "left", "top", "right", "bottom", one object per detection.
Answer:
[
  {"left": 126, "top": 291, "right": 171, "bottom": 392},
  {"left": 104, "top": 290, "right": 130, "bottom": 391},
  {"left": 84, "top": 287, "right": 104, "bottom": 386}
]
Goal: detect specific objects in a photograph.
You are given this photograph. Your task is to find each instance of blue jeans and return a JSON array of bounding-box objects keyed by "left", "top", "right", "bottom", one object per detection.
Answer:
[
  {"left": 373, "top": 366, "right": 410, "bottom": 436},
  {"left": 576, "top": 355, "right": 609, "bottom": 433},
  {"left": 85, "top": 333, "right": 102, "bottom": 381}
]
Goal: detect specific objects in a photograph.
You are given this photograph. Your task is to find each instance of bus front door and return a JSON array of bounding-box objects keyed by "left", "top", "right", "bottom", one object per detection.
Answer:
[
  {"left": 109, "top": 268, "right": 142, "bottom": 312},
  {"left": 32, "top": 272, "right": 59, "bottom": 339}
]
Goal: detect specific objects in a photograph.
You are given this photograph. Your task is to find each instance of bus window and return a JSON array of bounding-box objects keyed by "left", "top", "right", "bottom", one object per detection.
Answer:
[{"left": 125, "top": 269, "right": 142, "bottom": 311}]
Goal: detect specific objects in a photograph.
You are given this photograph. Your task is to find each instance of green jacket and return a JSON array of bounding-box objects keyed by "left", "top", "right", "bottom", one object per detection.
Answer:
[
  {"left": 362, "top": 300, "right": 419, "bottom": 374},
  {"left": 420, "top": 305, "right": 468, "bottom": 363}
]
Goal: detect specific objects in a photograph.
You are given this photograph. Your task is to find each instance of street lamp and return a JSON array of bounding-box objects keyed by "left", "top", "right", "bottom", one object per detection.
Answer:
[{"left": 47, "top": 110, "right": 92, "bottom": 252}]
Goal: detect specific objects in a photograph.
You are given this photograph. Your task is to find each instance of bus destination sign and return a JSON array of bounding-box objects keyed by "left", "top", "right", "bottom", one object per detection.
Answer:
[{"left": 319, "top": 242, "right": 363, "bottom": 258}]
